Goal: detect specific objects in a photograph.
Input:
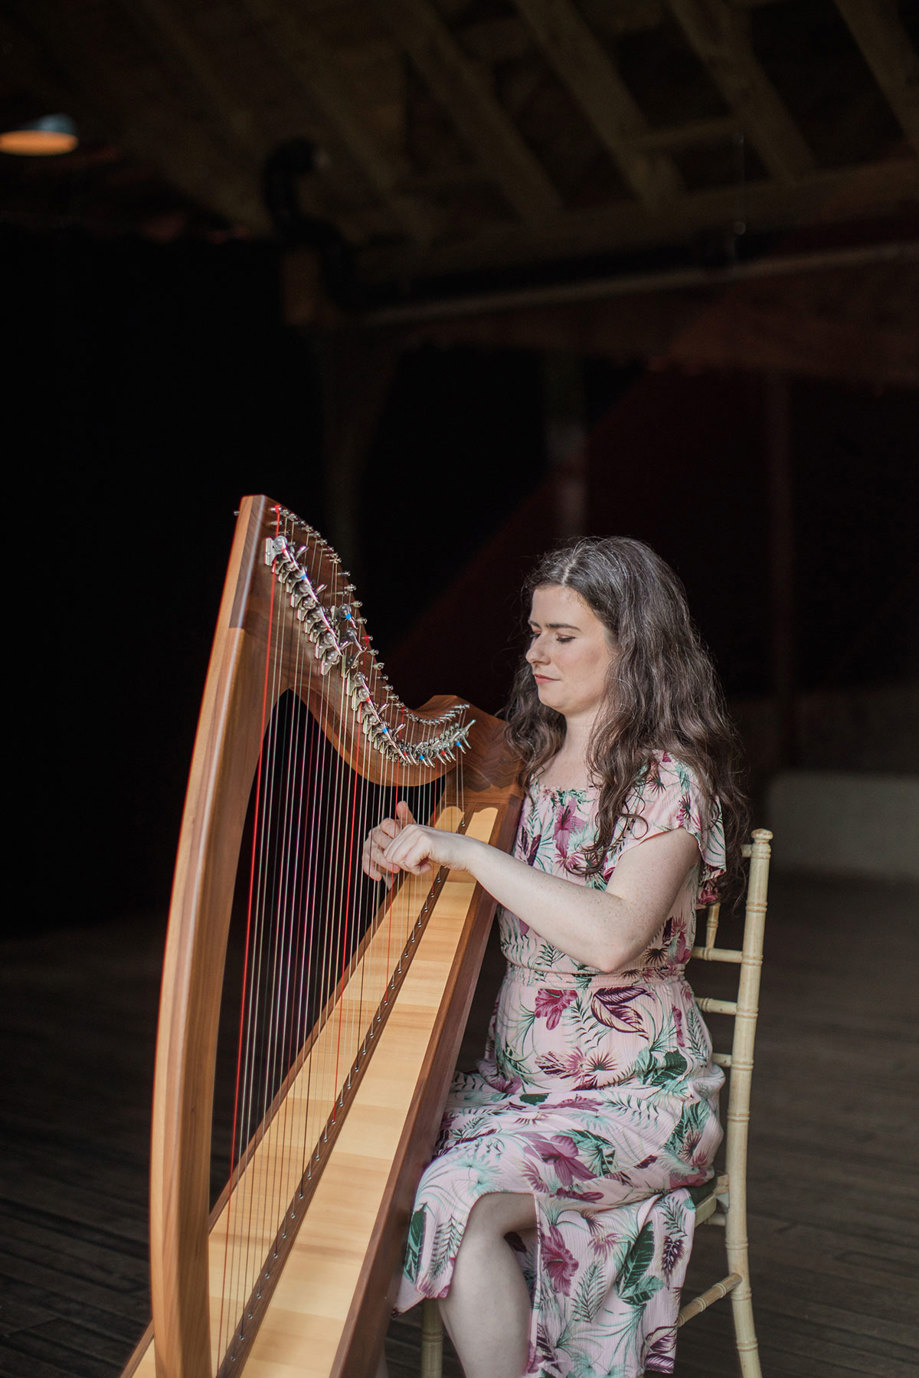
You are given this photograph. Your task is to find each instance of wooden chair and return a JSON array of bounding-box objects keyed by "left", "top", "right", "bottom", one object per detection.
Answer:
[
  {"left": 417, "top": 827, "right": 773, "bottom": 1378},
  {"left": 676, "top": 825, "right": 772, "bottom": 1377}
]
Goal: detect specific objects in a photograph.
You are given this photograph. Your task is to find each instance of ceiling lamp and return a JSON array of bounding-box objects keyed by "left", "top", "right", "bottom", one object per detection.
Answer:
[{"left": 0, "top": 113, "right": 78, "bottom": 156}]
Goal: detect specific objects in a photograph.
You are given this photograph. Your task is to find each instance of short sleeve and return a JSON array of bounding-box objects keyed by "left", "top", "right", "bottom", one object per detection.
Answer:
[{"left": 610, "top": 753, "right": 726, "bottom": 904}]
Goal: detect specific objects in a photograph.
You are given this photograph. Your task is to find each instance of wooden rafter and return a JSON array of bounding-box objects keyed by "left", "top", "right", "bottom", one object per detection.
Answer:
[
  {"left": 459, "top": 1, "right": 665, "bottom": 66},
  {"left": 581, "top": 0, "right": 666, "bottom": 36},
  {"left": 369, "top": 0, "right": 562, "bottom": 223},
  {"left": 512, "top": 0, "right": 684, "bottom": 206},
  {"left": 667, "top": 0, "right": 815, "bottom": 182},
  {"left": 664, "top": 286, "right": 919, "bottom": 388},
  {"left": 357, "top": 159, "right": 919, "bottom": 282},
  {"left": 238, "top": 0, "right": 433, "bottom": 242},
  {"left": 3, "top": 0, "right": 916, "bottom": 280},
  {"left": 834, "top": 0, "right": 919, "bottom": 155},
  {"left": 363, "top": 260, "right": 919, "bottom": 390},
  {"left": 634, "top": 116, "right": 739, "bottom": 151}
]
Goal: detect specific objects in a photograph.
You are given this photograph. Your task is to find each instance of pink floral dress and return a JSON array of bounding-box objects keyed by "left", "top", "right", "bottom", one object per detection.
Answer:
[{"left": 395, "top": 754, "right": 726, "bottom": 1378}]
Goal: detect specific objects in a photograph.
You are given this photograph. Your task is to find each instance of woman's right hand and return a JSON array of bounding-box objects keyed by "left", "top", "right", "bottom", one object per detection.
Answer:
[{"left": 361, "top": 801, "right": 416, "bottom": 884}]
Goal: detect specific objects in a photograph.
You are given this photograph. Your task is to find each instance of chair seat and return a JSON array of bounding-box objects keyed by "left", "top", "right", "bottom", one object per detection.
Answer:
[{"left": 689, "top": 1172, "right": 729, "bottom": 1226}]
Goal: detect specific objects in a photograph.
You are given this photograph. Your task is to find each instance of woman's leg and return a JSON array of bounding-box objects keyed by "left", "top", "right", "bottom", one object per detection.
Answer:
[{"left": 438, "top": 1192, "right": 536, "bottom": 1378}]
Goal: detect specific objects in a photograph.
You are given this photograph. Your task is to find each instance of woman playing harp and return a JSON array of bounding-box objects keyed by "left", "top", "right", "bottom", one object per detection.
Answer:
[{"left": 363, "top": 537, "right": 747, "bottom": 1378}]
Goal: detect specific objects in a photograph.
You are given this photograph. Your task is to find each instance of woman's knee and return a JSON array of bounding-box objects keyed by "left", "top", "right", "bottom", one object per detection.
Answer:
[{"left": 464, "top": 1192, "right": 535, "bottom": 1243}]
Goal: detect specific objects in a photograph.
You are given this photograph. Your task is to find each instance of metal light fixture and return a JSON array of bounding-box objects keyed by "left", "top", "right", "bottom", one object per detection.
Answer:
[{"left": 0, "top": 113, "right": 78, "bottom": 156}]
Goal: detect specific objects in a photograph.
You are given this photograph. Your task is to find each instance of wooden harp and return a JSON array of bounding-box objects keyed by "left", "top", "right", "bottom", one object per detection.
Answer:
[{"left": 123, "top": 496, "right": 522, "bottom": 1378}]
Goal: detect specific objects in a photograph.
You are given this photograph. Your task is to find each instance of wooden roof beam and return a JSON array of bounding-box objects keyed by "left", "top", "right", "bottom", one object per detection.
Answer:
[
  {"left": 580, "top": 0, "right": 666, "bottom": 35},
  {"left": 386, "top": 287, "right": 919, "bottom": 391},
  {"left": 369, "top": 0, "right": 562, "bottom": 223},
  {"left": 667, "top": 0, "right": 815, "bottom": 182},
  {"left": 239, "top": 0, "right": 433, "bottom": 242},
  {"left": 834, "top": 0, "right": 919, "bottom": 155},
  {"left": 459, "top": 2, "right": 666, "bottom": 65},
  {"left": 512, "top": 0, "right": 684, "bottom": 207},
  {"left": 356, "top": 159, "right": 919, "bottom": 282},
  {"left": 633, "top": 115, "right": 740, "bottom": 151}
]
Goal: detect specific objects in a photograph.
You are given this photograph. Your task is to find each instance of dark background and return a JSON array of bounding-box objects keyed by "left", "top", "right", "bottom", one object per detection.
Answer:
[{"left": 5, "top": 221, "right": 917, "bottom": 937}]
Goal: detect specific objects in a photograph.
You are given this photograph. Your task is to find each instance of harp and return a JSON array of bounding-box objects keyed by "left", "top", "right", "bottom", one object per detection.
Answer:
[{"left": 123, "top": 495, "right": 522, "bottom": 1378}]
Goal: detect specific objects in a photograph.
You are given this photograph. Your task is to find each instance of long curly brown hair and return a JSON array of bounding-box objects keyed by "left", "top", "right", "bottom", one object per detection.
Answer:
[{"left": 505, "top": 537, "right": 749, "bottom": 902}]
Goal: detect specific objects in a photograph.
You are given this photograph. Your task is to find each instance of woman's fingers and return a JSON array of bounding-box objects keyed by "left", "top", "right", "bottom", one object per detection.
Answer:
[
  {"left": 383, "top": 825, "right": 435, "bottom": 876},
  {"left": 362, "top": 806, "right": 440, "bottom": 883},
  {"left": 362, "top": 817, "right": 401, "bottom": 881},
  {"left": 383, "top": 824, "right": 472, "bottom": 876},
  {"left": 362, "top": 804, "right": 423, "bottom": 881}
]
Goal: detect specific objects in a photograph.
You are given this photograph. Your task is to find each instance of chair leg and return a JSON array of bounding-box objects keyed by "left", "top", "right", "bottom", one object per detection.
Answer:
[
  {"left": 729, "top": 1278, "right": 763, "bottom": 1378},
  {"left": 420, "top": 1297, "right": 444, "bottom": 1378}
]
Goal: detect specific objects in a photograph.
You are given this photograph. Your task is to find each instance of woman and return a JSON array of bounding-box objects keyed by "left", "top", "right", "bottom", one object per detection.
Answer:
[{"left": 363, "top": 537, "right": 746, "bottom": 1378}]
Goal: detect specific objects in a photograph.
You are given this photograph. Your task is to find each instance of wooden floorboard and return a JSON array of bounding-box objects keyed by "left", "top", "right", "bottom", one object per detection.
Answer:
[{"left": 1, "top": 873, "right": 917, "bottom": 1378}]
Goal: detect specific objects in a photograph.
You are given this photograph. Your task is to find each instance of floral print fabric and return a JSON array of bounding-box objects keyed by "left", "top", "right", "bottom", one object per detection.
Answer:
[{"left": 395, "top": 755, "right": 726, "bottom": 1378}]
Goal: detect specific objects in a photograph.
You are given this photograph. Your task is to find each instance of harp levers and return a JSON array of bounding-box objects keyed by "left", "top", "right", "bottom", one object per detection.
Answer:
[{"left": 122, "top": 497, "right": 521, "bottom": 1378}]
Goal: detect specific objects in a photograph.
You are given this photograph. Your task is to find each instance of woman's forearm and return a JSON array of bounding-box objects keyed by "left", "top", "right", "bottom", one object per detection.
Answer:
[
  {"left": 460, "top": 837, "right": 649, "bottom": 971},
  {"left": 382, "top": 825, "right": 696, "bottom": 973}
]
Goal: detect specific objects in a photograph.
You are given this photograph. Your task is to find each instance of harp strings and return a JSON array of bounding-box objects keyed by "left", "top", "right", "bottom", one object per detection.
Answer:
[{"left": 215, "top": 510, "right": 465, "bottom": 1367}]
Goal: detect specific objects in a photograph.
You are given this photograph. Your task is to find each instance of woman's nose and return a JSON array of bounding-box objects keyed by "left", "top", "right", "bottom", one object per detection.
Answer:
[{"left": 526, "top": 636, "right": 546, "bottom": 664}]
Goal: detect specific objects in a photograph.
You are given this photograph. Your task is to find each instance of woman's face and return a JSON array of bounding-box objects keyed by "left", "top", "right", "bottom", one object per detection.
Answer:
[{"left": 526, "top": 584, "right": 618, "bottom": 725}]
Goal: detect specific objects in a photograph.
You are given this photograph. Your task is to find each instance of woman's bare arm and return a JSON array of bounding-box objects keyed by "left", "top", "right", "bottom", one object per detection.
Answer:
[{"left": 377, "top": 823, "right": 698, "bottom": 973}]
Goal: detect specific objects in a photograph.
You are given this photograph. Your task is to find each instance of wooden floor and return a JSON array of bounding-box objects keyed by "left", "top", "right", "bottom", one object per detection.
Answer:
[{"left": 1, "top": 872, "right": 917, "bottom": 1378}]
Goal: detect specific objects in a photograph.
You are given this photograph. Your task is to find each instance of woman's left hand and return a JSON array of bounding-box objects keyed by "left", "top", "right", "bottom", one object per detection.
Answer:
[{"left": 382, "top": 824, "right": 477, "bottom": 877}]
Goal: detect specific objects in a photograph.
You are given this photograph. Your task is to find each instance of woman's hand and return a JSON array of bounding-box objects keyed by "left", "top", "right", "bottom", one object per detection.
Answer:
[
  {"left": 362, "top": 803, "right": 478, "bottom": 884},
  {"left": 381, "top": 823, "right": 476, "bottom": 878},
  {"left": 362, "top": 801, "right": 417, "bottom": 883}
]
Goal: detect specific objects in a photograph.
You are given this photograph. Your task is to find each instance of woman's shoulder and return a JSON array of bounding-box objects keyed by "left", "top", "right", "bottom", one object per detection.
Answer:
[
  {"left": 634, "top": 751, "right": 708, "bottom": 801},
  {"left": 626, "top": 750, "right": 721, "bottom": 833},
  {"left": 618, "top": 750, "right": 725, "bottom": 897}
]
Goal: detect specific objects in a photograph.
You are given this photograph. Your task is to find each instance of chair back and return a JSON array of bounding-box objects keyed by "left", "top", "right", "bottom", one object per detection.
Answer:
[
  {"left": 692, "top": 826, "right": 772, "bottom": 1211},
  {"left": 676, "top": 827, "right": 772, "bottom": 1373}
]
